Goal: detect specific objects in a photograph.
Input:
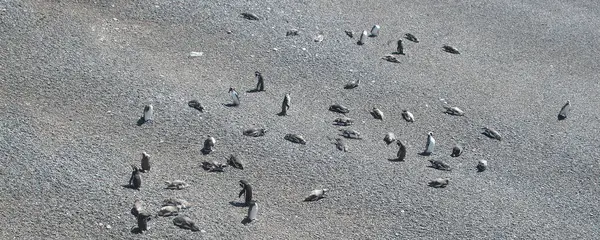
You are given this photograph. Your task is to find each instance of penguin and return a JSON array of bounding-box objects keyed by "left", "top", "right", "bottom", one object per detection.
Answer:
[
  {"left": 558, "top": 100, "right": 570, "bottom": 120},
  {"left": 240, "top": 13, "right": 260, "bottom": 20},
  {"left": 443, "top": 45, "right": 460, "bottom": 54},
  {"left": 423, "top": 132, "right": 435, "bottom": 155},
  {"left": 357, "top": 30, "right": 368, "bottom": 45},
  {"left": 243, "top": 128, "right": 267, "bottom": 137},
  {"left": 254, "top": 71, "right": 265, "bottom": 91},
  {"left": 340, "top": 129, "right": 361, "bottom": 139},
  {"left": 429, "top": 178, "right": 449, "bottom": 188},
  {"left": 405, "top": 33, "right": 419, "bottom": 43},
  {"left": 451, "top": 145, "right": 463, "bottom": 157},
  {"left": 239, "top": 180, "right": 253, "bottom": 206},
  {"left": 477, "top": 160, "right": 488, "bottom": 172},
  {"left": 344, "top": 30, "right": 354, "bottom": 38},
  {"left": 304, "top": 189, "right": 328, "bottom": 201},
  {"left": 162, "top": 198, "right": 191, "bottom": 210},
  {"left": 429, "top": 160, "right": 451, "bottom": 171},
  {"left": 201, "top": 136, "right": 216, "bottom": 154},
  {"left": 334, "top": 138, "right": 348, "bottom": 152},
  {"left": 243, "top": 201, "right": 258, "bottom": 224},
  {"left": 227, "top": 154, "right": 244, "bottom": 170},
  {"left": 371, "top": 107, "right": 384, "bottom": 120},
  {"left": 173, "top": 216, "right": 200, "bottom": 231},
  {"left": 284, "top": 134, "right": 307, "bottom": 144},
  {"left": 394, "top": 40, "right": 405, "bottom": 55},
  {"left": 129, "top": 165, "right": 141, "bottom": 190},
  {"left": 202, "top": 161, "right": 228, "bottom": 172},
  {"left": 482, "top": 127, "right": 502, "bottom": 141},
  {"left": 383, "top": 132, "right": 396, "bottom": 145},
  {"left": 142, "top": 105, "right": 154, "bottom": 123},
  {"left": 188, "top": 100, "right": 204, "bottom": 112},
  {"left": 136, "top": 212, "right": 152, "bottom": 233},
  {"left": 165, "top": 180, "right": 190, "bottom": 190},
  {"left": 229, "top": 87, "right": 240, "bottom": 106},
  {"left": 402, "top": 110, "right": 414, "bottom": 122},
  {"left": 314, "top": 34, "right": 324, "bottom": 42},
  {"left": 444, "top": 106, "right": 465, "bottom": 116},
  {"left": 140, "top": 152, "right": 151, "bottom": 172},
  {"left": 279, "top": 94, "right": 291, "bottom": 116},
  {"left": 369, "top": 25, "right": 380, "bottom": 37},
  {"left": 333, "top": 117, "right": 354, "bottom": 126},
  {"left": 344, "top": 79, "right": 360, "bottom": 89},
  {"left": 329, "top": 104, "right": 350, "bottom": 114},
  {"left": 158, "top": 205, "right": 179, "bottom": 217},
  {"left": 382, "top": 55, "right": 400, "bottom": 63},
  {"left": 131, "top": 199, "right": 143, "bottom": 217},
  {"left": 396, "top": 140, "right": 406, "bottom": 161}
]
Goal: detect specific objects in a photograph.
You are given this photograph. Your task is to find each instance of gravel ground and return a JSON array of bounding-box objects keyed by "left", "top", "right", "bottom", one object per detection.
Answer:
[{"left": 1, "top": 0, "right": 599, "bottom": 239}]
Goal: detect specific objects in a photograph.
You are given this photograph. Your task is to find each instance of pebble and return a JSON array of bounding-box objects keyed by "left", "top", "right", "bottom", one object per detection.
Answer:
[{"left": 189, "top": 51, "right": 204, "bottom": 57}]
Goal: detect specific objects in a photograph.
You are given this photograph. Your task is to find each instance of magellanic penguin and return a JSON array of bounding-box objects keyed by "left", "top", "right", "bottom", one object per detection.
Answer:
[
  {"left": 201, "top": 136, "right": 216, "bottom": 154},
  {"left": 558, "top": 100, "right": 571, "bottom": 120},
  {"left": 443, "top": 45, "right": 460, "bottom": 54},
  {"left": 285, "top": 133, "right": 307, "bottom": 144},
  {"left": 395, "top": 140, "right": 407, "bottom": 161},
  {"left": 304, "top": 189, "right": 328, "bottom": 202},
  {"left": 254, "top": 71, "right": 265, "bottom": 91},
  {"left": 142, "top": 105, "right": 154, "bottom": 123},
  {"left": 333, "top": 117, "right": 354, "bottom": 126},
  {"left": 158, "top": 205, "right": 179, "bottom": 217},
  {"left": 422, "top": 132, "right": 435, "bottom": 156},
  {"left": 444, "top": 106, "right": 465, "bottom": 116},
  {"left": 162, "top": 198, "right": 191, "bottom": 210},
  {"left": 279, "top": 94, "right": 291, "bottom": 116},
  {"left": 131, "top": 199, "right": 144, "bottom": 217},
  {"left": 402, "top": 110, "right": 414, "bottom": 122},
  {"left": 242, "top": 201, "right": 258, "bottom": 224},
  {"left": 382, "top": 55, "right": 400, "bottom": 63},
  {"left": 340, "top": 129, "right": 361, "bottom": 139},
  {"left": 482, "top": 127, "right": 502, "bottom": 141},
  {"left": 344, "top": 79, "right": 360, "bottom": 89},
  {"left": 369, "top": 25, "right": 380, "bottom": 37},
  {"left": 394, "top": 40, "right": 405, "bottom": 55},
  {"left": 358, "top": 30, "right": 368, "bottom": 45},
  {"left": 135, "top": 212, "right": 152, "bottom": 233},
  {"left": 429, "top": 160, "right": 451, "bottom": 171},
  {"left": 227, "top": 154, "right": 244, "bottom": 170},
  {"left": 371, "top": 107, "right": 384, "bottom": 120},
  {"left": 201, "top": 161, "right": 228, "bottom": 172},
  {"left": 188, "top": 100, "right": 204, "bottom": 112},
  {"left": 241, "top": 13, "right": 260, "bottom": 20},
  {"left": 129, "top": 165, "right": 142, "bottom": 190},
  {"left": 429, "top": 178, "right": 449, "bottom": 188},
  {"left": 173, "top": 216, "right": 200, "bottom": 231},
  {"left": 383, "top": 132, "right": 396, "bottom": 145},
  {"left": 477, "top": 160, "right": 488, "bottom": 172},
  {"left": 165, "top": 180, "right": 190, "bottom": 190},
  {"left": 329, "top": 104, "right": 350, "bottom": 114},
  {"left": 334, "top": 138, "right": 348, "bottom": 152},
  {"left": 344, "top": 30, "right": 354, "bottom": 38},
  {"left": 405, "top": 33, "right": 419, "bottom": 43},
  {"left": 451, "top": 145, "right": 463, "bottom": 157},
  {"left": 140, "top": 152, "right": 151, "bottom": 172},
  {"left": 229, "top": 87, "right": 240, "bottom": 106},
  {"left": 239, "top": 180, "right": 253, "bottom": 206},
  {"left": 243, "top": 128, "right": 267, "bottom": 137}
]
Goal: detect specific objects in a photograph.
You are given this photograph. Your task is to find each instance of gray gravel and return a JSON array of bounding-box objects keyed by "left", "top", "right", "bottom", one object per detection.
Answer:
[{"left": 1, "top": 0, "right": 600, "bottom": 239}]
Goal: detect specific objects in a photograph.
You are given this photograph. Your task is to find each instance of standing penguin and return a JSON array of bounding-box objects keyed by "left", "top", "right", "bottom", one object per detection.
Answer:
[
  {"left": 423, "top": 132, "right": 435, "bottom": 156},
  {"left": 142, "top": 105, "right": 154, "bottom": 123},
  {"left": 242, "top": 201, "right": 258, "bottom": 224},
  {"left": 135, "top": 212, "right": 152, "bottom": 233},
  {"left": 558, "top": 100, "right": 571, "bottom": 120},
  {"left": 255, "top": 71, "right": 265, "bottom": 91},
  {"left": 396, "top": 140, "right": 406, "bottom": 161},
  {"left": 140, "top": 152, "right": 151, "bottom": 172},
  {"left": 238, "top": 180, "right": 253, "bottom": 206},
  {"left": 358, "top": 30, "right": 368, "bottom": 45},
  {"left": 394, "top": 40, "right": 404, "bottom": 55},
  {"left": 279, "top": 94, "right": 291, "bottom": 116},
  {"left": 369, "top": 25, "right": 380, "bottom": 37},
  {"left": 129, "top": 165, "right": 142, "bottom": 190},
  {"left": 229, "top": 87, "right": 240, "bottom": 106},
  {"left": 201, "top": 136, "right": 216, "bottom": 154}
]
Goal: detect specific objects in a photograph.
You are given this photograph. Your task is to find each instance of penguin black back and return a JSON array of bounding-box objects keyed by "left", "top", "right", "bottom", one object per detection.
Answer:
[
  {"left": 255, "top": 71, "right": 265, "bottom": 91},
  {"left": 239, "top": 180, "right": 253, "bottom": 206},
  {"left": 129, "top": 165, "right": 141, "bottom": 190}
]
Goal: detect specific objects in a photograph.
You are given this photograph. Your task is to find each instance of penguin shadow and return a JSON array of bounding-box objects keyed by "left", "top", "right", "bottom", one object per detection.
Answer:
[
  {"left": 121, "top": 184, "right": 140, "bottom": 190},
  {"left": 418, "top": 152, "right": 432, "bottom": 156},
  {"left": 246, "top": 89, "right": 263, "bottom": 93},
  {"left": 200, "top": 148, "right": 212, "bottom": 155},
  {"left": 387, "top": 158, "right": 405, "bottom": 162},
  {"left": 241, "top": 217, "right": 253, "bottom": 225},
  {"left": 229, "top": 201, "right": 247, "bottom": 207},
  {"left": 136, "top": 117, "right": 146, "bottom": 126},
  {"left": 276, "top": 112, "right": 287, "bottom": 116},
  {"left": 557, "top": 114, "right": 566, "bottom": 120},
  {"left": 130, "top": 227, "right": 144, "bottom": 234},
  {"left": 222, "top": 103, "right": 239, "bottom": 107},
  {"left": 391, "top": 51, "right": 405, "bottom": 55},
  {"left": 356, "top": 41, "right": 364, "bottom": 45}
]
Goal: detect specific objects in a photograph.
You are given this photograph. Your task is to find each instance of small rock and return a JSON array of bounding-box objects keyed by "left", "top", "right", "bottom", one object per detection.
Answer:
[
  {"left": 314, "top": 34, "right": 324, "bottom": 42},
  {"left": 189, "top": 52, "right": 203, "bottom": 57},
  {"left": 201, "top": 230, "right": 207, "bottom": 233},
  {"left": 106, "top": 225, "right": 111, "bottom": 229}
]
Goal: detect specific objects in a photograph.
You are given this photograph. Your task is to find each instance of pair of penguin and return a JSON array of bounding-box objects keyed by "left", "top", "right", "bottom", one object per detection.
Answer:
[
  {"left": 238, "top": 180, "right": 258, "bottom": 224},
  {"left": 228, "top": 71, "right": 264, "bottom": 106}
]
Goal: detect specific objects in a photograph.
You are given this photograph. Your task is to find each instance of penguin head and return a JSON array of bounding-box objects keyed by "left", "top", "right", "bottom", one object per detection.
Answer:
[
  {"left": 239, "top": 180, "right": 249, "bottom": 187},
  {"left": 255, "top": 71, "right": 261, "bottom": 76},
  {"left": 322, "top": 189, "right": 329, "bottom": 193},
  {"left": 229, "top": 87, "right": 235, "bottom": 92},
  {"left": 428, "top": 132, "right": 434, "bottom": 136}
]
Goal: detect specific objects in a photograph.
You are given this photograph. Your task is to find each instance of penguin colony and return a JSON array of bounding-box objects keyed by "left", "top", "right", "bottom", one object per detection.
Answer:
[{"left": 124, "top": 21, "right": 573, "bottom": 234}]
